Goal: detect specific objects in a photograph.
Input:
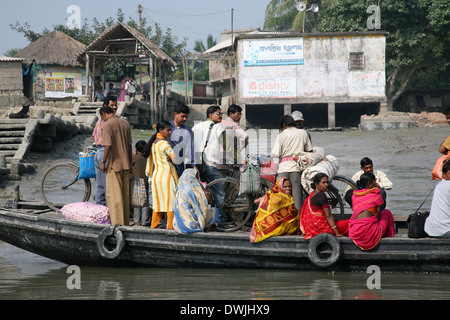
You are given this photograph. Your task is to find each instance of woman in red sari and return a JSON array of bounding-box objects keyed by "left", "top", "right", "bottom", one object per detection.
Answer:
[
  {"left": 250, "top": 177, "right": 300, "bottom": 243},
  {"left": 349, "top": 172, "right": 395, "bottom": 250},
  {"left": 300, "top": 173, "right": 349, "bottom": 239}
]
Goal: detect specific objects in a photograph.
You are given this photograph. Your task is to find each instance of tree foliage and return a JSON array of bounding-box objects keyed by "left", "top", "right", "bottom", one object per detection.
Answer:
[{"left": 9, "top": 9, "right": 188, "bottom": 80}]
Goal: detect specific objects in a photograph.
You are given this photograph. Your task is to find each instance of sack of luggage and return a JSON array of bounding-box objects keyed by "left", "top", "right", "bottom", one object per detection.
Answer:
[
  {"left": 130, "top": 178, "right": 148, "bottom": 207},
  {"left": 239, "top": 163, "right": 261, "bottom": 195},
  {"left": 60, "top": 202, "right": 111, "bottom": 224},
  {"left": 407, "top": 211, "right": 429, "bottom": 238}
]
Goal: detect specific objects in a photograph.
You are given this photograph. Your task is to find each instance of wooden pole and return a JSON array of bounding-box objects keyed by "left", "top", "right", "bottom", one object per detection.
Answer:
[{"left": 85, "top": 53, "right": 90, "bottom": 98}]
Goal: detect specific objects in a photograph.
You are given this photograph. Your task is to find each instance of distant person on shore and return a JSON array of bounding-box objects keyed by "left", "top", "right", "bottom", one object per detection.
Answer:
[
  {"left": 425, "top": 161, "right": 450, "bottom": 238},
  {"left": 103, "top": 83, "right": 114, "bottom": 99},
  {"left": 125, "top": 76, "right": 136, "bottom": 98},
  {"left": 345, "top": 157, "right": 392, "bottom": 209},
  {"left": 99, "top": 106, "right": 133, "bottom": 226},
  {"left": 439, "top": 105, "right": 450, "bottom": 155},
  {"left": 349, "top": 172, "right": 395, "bottom": 250}
]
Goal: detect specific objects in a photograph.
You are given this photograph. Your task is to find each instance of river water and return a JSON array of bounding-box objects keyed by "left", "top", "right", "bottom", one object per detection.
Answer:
[{"left": 0, "top": 126, "right": 449, "bottom": 301}]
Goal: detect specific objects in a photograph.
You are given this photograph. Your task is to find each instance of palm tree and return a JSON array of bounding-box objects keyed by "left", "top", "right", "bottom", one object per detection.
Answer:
[
  {"left": 192, "top": 34, "right": 217, "bottom": 81},
  {"left": 193, "top": 34, "right": 217, "bottom": 53},
  {"left": 264, "top": 0, "right": 338, "bottom": 32}
]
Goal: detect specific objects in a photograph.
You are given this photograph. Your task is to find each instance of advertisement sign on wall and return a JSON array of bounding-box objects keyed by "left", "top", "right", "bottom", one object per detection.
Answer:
[
  {"left": 243, "top": 78, "right": 296, "bottom": 98},
  {"left": 45, "top": 72, "right": 82, "bottom": 97},
  {"left": 243, "top": 38, "right": 304, "bottom": 66}
]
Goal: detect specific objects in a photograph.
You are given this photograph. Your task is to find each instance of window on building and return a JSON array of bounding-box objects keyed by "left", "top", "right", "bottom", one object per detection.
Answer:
[{"left": 349, "top": 52, "right": 365, "bottom": 70}]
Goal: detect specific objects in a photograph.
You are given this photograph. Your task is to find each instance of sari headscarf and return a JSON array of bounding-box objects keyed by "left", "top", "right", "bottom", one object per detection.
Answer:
[
  {"left": 349, "top": 188, "right": 394, "bottom": 250},
  {"left": 173, "top": 169, "right": 219, "bottom": 234},
  {"left": 250, "top": 177, "right": 300, "bottom": 243},
  {"left": 352, "top": 187, "right": 383, "bottom": 216}
]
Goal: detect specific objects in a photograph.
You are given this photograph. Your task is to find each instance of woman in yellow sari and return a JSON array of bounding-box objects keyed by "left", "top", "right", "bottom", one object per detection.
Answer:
[
  {"left": 144, "top": 121, "right": 179, "bottom": 229},
  {"left": 250, "top": 177, "right": 300, "bottom": 243}
]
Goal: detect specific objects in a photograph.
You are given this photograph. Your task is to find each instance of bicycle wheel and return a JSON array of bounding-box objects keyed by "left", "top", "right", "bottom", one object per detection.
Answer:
[
  {"left": 40, "top": 162, "right": 91, "bottom": 211},
  {"left": 330, "top": 174, "right": 356, "bottom": 216},
  {"left": 206, "top": 177, "right": 253, "bottom": 232},
  {"left": 326, "top": 185, "right": 345, "bottom": 218}
]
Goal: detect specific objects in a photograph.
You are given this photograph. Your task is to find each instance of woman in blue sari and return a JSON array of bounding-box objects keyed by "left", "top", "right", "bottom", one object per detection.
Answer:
[{"left": 173, "top": 168, "right": 219, "bottom": 233}]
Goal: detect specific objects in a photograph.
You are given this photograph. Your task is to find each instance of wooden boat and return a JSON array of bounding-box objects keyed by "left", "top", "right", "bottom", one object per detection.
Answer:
[{"left": 0, "top": 206, "right": 449, "bottom": 273}]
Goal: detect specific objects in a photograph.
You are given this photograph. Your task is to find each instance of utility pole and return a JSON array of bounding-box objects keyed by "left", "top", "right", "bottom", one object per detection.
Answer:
[
  {"left": 230, "top": 8, "right": 234, "bottom": 104},
  {"left": 138, "top": 4, "right": 143, "bottom": 29}
]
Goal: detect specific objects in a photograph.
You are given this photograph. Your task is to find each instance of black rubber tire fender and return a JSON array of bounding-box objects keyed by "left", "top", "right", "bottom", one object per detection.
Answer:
[
  {"left": 97, "top": 226, "right": 125, "bottom": 259},
  {"left": 308, "top": 233, "right": 341, "bottom": 268}
]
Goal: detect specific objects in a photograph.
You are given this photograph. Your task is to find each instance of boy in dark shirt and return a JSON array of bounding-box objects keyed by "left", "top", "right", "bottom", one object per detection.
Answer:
[{"left": 132, "top": 140, "right": 151, "bottom": 226}]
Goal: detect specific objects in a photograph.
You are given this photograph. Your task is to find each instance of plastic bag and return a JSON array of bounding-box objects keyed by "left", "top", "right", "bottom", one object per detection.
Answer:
[{"left": 78, "top": 149, "right": 96, "bottom": 180}]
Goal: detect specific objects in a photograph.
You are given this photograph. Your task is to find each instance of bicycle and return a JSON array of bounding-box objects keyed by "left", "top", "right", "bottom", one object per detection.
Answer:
[
  {"left": 207, "top": 156, "right": 356, "bottom": 232},
  {"left": 205, "top": 163, "right": 271, "bottom": 232},
  {"left": 329, "top": 174, "right": 357, "bottom": 215},
  {"left": 40, "top": 147, "right": 95, "bottom": 211}
]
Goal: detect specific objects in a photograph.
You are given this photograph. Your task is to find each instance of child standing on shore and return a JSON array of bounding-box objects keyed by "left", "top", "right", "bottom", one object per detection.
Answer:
[{"left": 131, "top": 140, "right": 151, "bottom": 226}]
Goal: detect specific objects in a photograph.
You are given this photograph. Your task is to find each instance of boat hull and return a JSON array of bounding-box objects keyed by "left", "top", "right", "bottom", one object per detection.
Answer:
[{"left": 1, "top": 209, "right": 450, "bottom": 272}]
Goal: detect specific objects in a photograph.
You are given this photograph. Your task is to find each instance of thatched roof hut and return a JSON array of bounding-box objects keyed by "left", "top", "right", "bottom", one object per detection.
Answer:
[
  {"left": 77, "top": 22, "right": 176, "bottom": 67},
  {"left": 16, "top": 30, "right": 86, "bottom": 67}
]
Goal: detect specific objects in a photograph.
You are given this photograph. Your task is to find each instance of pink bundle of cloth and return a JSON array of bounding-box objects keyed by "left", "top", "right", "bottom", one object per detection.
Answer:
[{"left": 60, "top": 202, "right": 111, "bottom": 224}]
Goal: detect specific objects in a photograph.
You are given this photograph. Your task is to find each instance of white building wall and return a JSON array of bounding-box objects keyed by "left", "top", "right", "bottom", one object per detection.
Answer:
[{"left": 236, "top": 33, "right": 386, "bottom": 105}]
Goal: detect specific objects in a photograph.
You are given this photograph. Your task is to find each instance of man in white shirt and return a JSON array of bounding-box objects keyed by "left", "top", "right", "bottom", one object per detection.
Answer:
[
  {"left": 125, "top": 76, "right": 136, "bottom": 98},
  {"left": 425, "top": 161, "right": 450, "bottom": 237},
  {"left": 345, "top": 157, "right": 393, "bottom": 209},
  {"left": 271, "top": 115, "right": 313, "bottom": 211},
  {"left": 192, "top": 105, "right": 227, "bottom": 224}
]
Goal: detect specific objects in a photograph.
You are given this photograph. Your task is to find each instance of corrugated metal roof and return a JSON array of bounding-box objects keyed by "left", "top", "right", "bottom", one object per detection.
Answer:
[{"left": 0, "top": 56, "right": 25, "bottom": 62}]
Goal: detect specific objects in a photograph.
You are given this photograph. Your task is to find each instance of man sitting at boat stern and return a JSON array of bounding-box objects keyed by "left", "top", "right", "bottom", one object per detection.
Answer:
[
  {"left": 425, "top": 161, "right": 450, "bottom": 238},
  {"left": 345, "top": 157, "right": 393, "bottom": 209}
]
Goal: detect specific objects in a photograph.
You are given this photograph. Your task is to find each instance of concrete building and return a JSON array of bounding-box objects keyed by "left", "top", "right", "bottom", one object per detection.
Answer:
[{"left": 235, "top": 31, "right": 388, "bottom": 128}]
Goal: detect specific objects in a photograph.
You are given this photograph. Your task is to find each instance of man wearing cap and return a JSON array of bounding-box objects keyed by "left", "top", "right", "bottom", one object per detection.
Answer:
[{"left": 291, "top": 111, "right": 311, "bottom": 143}]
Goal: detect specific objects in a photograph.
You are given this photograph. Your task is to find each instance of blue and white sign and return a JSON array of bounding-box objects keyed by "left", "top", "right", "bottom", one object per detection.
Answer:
[{"left": 243, "top": 38, "right": 304, "bottom": 66}]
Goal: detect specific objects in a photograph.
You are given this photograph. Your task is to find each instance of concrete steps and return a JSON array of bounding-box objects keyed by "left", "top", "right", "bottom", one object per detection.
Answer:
[
  {"left": 0, "top": 119, "right": 27, "bottom": 167},
  {"left": 72, "top": 101, "right": 103, "bottom": 116}
]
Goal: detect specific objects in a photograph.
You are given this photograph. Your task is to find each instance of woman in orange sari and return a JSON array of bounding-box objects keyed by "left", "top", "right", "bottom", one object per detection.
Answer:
[
  {"left": 349, "top": 172, "right": 395, "bottom": 250},
  {"left": 300, "top": 173, "right": 349, "bottom": 239},
  {"left": 250, "top": 177, "right": 300, "bottom": 243}
]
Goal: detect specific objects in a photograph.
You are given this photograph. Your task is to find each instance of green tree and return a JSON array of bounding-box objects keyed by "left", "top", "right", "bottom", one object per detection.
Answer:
[
  {"left": 317, "top": 0, "right": 450, "bottom": 109},
  {"left": 10, "top": 9, "right": 187, "bottom": 80},
  {"left": 3, "top": 47, "right": 22, "bottom": 57},
  {"left": 192, "top": 34, "right": 217, "bottom": 81},
  {"left": 264, "top": 0, "right": 338, "bottom": 32}
]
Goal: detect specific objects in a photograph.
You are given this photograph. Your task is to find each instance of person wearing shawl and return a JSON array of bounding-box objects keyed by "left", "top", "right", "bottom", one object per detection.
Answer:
[
  {"left": 250, "top": 177, "right": 300, "bottom": 243},
  {"left": 144, "top": 121, "right": 179, "bottom": 229},
  {"left": 349, "top": 172, "right": 395, "bottom": 250},
  {"left": 300, "top": 173, "right": 349, "bottom": 239},
  {"left": 173, "top": 169, "right": 219, "bottom": 234}
]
